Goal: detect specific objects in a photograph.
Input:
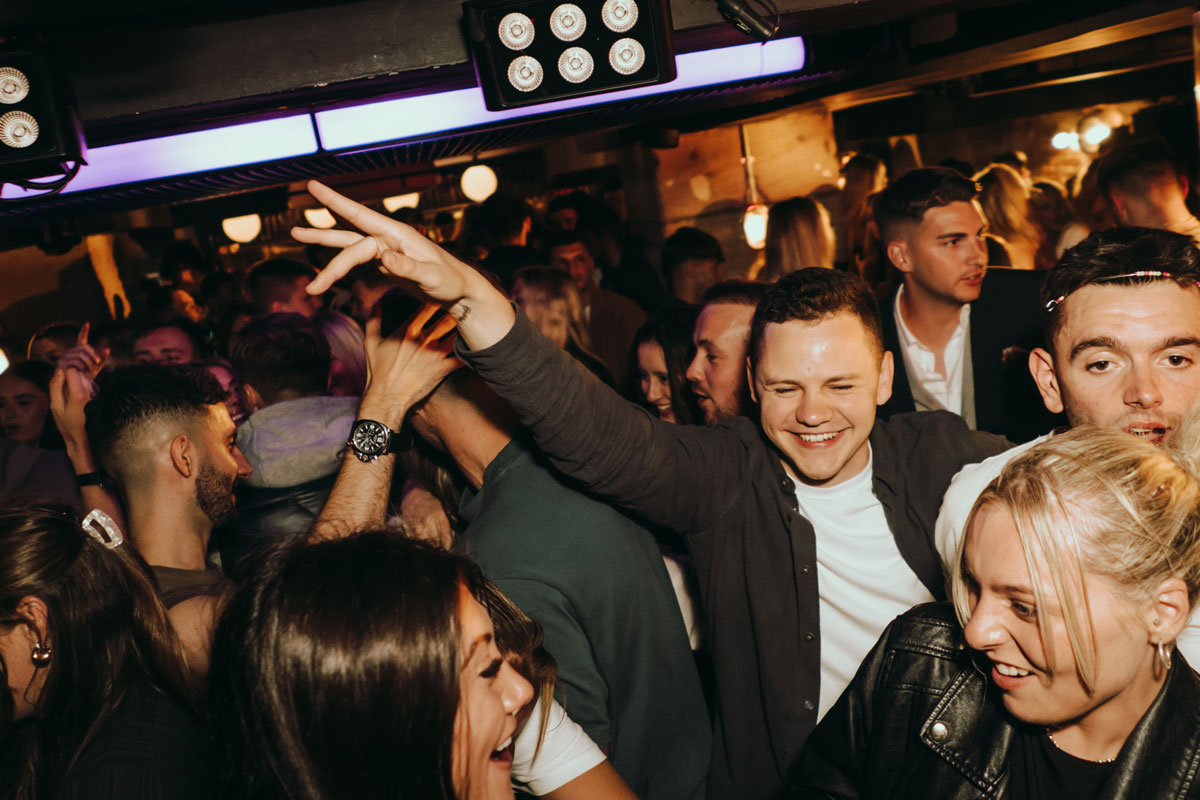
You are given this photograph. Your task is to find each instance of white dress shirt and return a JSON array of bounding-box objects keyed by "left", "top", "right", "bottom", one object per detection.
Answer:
[{"left": 893, "top": 285, "right": 971, "bottom": 416}]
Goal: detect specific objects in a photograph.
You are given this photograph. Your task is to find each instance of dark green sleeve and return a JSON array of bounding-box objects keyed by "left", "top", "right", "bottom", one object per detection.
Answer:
[{"left": 494, "top": 577, "right": 613, "bottom": 752}]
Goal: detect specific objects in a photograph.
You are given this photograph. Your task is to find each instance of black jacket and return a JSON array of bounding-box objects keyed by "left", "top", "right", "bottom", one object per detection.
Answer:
[
  {"left": 880, "top": 268, "right": 1063, "bottom": 443},
  {"left": 460, "top": 314, "right": 1009, "bottom": 799},
  {"left": 792, "top": 603, "right": 1200, "bottom": 799}
]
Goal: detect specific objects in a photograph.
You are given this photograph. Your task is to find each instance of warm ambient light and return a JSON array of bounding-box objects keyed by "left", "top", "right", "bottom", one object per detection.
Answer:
[
  {"left": 303, "top": 207, "right": 337, "bottom": 228},
  {"left": 1051, "top": 131, "right": 1079, "bottom": 150},
  {"left": 1082, "top": 122, "right": 1111, "bottom": 147},
  {"left": 743, "top": 203, "right": 768, "bottom": 250},
  {"left": 461, "top": 164, "right": 498, "bottom": 203},
  {"left": 382, "top": 192, "right": 421, "bottom": 212},
  {"left": 222, "top": 214, "right": 262, "bottom": 243},
  {"left": 0, "top": 347, "right": 9, "bottom": 375}
]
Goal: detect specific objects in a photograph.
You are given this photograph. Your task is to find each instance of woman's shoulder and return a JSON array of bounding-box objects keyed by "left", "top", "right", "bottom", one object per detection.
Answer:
[{"left": 59, "top": 682, "right": 212, "bottom": 800}]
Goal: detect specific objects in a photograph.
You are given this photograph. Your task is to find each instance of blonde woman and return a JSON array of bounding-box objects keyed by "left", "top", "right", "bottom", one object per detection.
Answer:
[
  {"left": 975, "top": 163, "right": 1043, "bottom": 269},
  {"left": 796, "top": 421, "right": 1200, "bottom": 798},
  {"left": 511, "top": 267, "right": 613, "bottom": 385},
  {"left": 841, "top": 154, "right": 887, "bottom": 274},
  {"left": 755, "top": 196, "right": 836, "bottom": 281}
]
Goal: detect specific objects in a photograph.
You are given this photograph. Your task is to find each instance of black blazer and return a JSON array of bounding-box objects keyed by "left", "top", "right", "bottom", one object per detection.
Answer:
[{"left": 879, "top": 268, "right": 1063, "bottom": 442}]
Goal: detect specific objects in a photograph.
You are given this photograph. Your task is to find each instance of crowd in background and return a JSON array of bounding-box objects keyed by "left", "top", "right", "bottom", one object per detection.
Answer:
[{"left": 2, "top": 129, "right": 1200, "bottom": 800}]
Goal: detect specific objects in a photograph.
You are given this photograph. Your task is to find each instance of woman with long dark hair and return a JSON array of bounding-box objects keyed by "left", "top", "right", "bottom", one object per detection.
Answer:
[
  {"left": 796, "top": 418, "right": 1200, "bottom": 798},
  {"left": 209, "top": 531, "right": 536, "bottom": 800},
  {"left": 0, "top": 499, "right": 206, "bottom": 800},
  {"left": 0, "top": 361, "right": 64, "bottom": 450},
  {"left": 632, "top": 307, "right": 702, "bottom": 426}
]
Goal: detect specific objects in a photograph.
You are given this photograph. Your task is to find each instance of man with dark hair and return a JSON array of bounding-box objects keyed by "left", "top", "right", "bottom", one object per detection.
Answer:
[
  {"left": 547, "top": 229, "right": 646, "bottom": 390},
  {"left": 479, "top": 192, "right": 540, "bottom": 288},
  {"left": 875, "top": 166, "right": 1053, "bottom": 441},
  {"left": 308, "top": 297, "right": 710, "bottom": 798},
  {"left": 1099, "top": 137, "right": 1200, "bottom": 243},
  {"left": 246, "top": 258, "right": 322, "bottom": 317},
  {"left": 547, "top": 190, "right": 596, "bottom": 231},
  {"left": 132, "top": 320, "right": 205, "bottom": 365},
  {"left": 685, "top": 280, "right": 768, "bottom": 425},
  {"left": 661, "top": 226, "right": 724, "bottom": 306},
  {"left": 225, "top": 313, "right": 357, "bottom": 570},
  {"left": 85, "top": 364, "right": 251, "bottom": 668},
  {"left": 291, "top": 183, "right": 1010, "bottom": 798},
  {"left": 345, "top": 264, "right": 393, "bottom": 324}
]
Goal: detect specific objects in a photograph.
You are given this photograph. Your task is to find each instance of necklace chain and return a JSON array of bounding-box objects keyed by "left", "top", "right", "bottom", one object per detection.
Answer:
[{"left": 1045, "top": 730, "right": 1117, "bottom": 764}]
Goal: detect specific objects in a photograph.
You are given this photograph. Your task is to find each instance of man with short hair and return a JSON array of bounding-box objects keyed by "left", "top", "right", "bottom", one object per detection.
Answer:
[
  {"left": 27, "top": 322, "right": 81, "bottom": 365},
  {"left": 479, "top": 192, "right": 541, "bottom": 288},
  {"left": 291, "top": 181, "right": 1010, "bottom": 798},
  {"left": 225, "top": 313, "right": 357, "bottom": 572},
  {"left": 935, "top": 226, "right": 1200, "bottom": 661},
  {"left": 547, "top": 230, "right": 646, "bottom": 390},
  {"left": 85, "top": 364, "right": 251, "bottom": 669},
  {"left": 685, "top": 280, "right": 768, "bottom": 425},
  {"left": 876, "top": 167, "right": 1054, "bottom": 441},
  {"left": 662, "top": 226, "right": 724, "bottom": 307},
  {"left": 246, "top": 258, "right": 323, "bottom": 317},
  {"left": 132, "top": 321, "right": 204, "bottom": 365},
  {"left": 1100, "top": 137, "right": 1200, "bottom": 243}
]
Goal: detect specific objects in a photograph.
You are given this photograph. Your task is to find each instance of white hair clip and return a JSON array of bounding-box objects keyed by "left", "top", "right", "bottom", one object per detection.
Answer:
[{"left": 82, "top": 509, "right": 124, "bottom": 550}]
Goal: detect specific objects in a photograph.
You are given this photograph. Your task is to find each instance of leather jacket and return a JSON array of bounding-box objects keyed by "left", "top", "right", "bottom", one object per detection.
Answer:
[{"left": 791, "top": 603, "right": 1200, "bottom": 799}]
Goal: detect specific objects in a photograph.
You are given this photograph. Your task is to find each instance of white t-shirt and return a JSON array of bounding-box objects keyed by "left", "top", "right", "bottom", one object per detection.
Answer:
[
  {"left": 511, "top": 697, "right": 606, "bottom": 796},
  {"left": 794, "top": 449, "right": 935, "bottom": 719},
  {"left": 934, "top": 435, "right": 1200, "bottom": 666},
  {"left": 894, "top": 285, "right": 971, "bottom": 417}
]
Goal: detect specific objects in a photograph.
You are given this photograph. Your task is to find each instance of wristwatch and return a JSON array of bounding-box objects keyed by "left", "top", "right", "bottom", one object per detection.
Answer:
[{"left": 347, "top": 419, "right": 413, "bottom": 462}]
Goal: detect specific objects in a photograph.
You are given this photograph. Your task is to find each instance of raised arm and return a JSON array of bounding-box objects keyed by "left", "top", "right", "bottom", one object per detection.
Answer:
[
  {"left": 293, "top": 182, "right": 745, "bottom": 535},
  {"left": 309, "top": 304, "right": 460, "bottom": 541},
  {"left": 49, "top": 329, "right": 127, "bottom": 532},
  {"left": 293, "top": 180, "right": 516, "bottom": 351}
]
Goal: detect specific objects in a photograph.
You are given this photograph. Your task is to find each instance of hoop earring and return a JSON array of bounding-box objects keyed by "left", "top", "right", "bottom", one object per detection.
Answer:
[
  {"left": 1157, "top": 641, "right": 1173, "bottom": 673},
  {"left": 30, "top": 643, "right": 52, "bottom": 667}
]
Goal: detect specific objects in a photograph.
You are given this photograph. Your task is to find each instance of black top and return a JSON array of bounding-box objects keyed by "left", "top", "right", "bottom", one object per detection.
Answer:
[
  {"left": 459, "top": 313, "right": 1010, "bottom": 800},
  {"left": 55, "top": 680, "right": 211, "bottom": 800},
  {"left": 1010, "top": 727, "right": 1114, "bottom": 800}
]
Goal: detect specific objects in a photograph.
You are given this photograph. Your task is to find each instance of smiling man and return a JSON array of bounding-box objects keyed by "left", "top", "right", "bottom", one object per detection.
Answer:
[
  {"left": 877, "top": 167, "right": 1053, "bottom": 441},
  {"left": 935, "top": 227, "right": 1200, "bottom": 660},
  {"left": 289, "top": 180, "right": 1013, "bottom": 799}
]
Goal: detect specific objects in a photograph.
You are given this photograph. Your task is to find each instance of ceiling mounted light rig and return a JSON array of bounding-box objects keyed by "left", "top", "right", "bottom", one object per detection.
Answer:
[
  {"left": 0, "top": 44, "right": 86, "bottom": 198},
  {"left": 463, "top": 0, "right": 675, "bottom": 111}
]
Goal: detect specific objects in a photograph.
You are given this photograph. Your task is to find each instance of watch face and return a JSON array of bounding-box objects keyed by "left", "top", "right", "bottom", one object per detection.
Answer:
[{"left": 352, "top": 421, "right": 389, "bottom": 455}]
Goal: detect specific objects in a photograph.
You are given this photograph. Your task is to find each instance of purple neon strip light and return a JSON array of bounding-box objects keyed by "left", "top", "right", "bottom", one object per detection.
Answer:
[
  {"left": 1, "top": 115, "right": 319, "bottom": 200},
  {"left": 0, "top": 37, "right": 804, "bottom": 199},
  {"left": 315, "top": 37, "right": 806, "bottom": 151}
]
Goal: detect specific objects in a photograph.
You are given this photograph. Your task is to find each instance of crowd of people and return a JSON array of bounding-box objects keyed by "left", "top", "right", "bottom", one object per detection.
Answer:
[{"left": 2, "top": 131, "right": 1200, "bottom": 800}]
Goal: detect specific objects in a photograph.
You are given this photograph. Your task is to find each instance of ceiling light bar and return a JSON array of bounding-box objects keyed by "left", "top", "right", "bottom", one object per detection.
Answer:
[
  {"left": 315, "top": 36, "right": 804, "bottom": 152},
  {"left": 1, "top": 114, "right": 318, "bottom": 200}
]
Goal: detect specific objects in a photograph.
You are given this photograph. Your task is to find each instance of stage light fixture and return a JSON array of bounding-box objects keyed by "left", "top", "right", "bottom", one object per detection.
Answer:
[
  {"left": 463, "top": 0, "right": 675, "bottom": 110},
  {"left": 0, "top": 46, "right": 86, "bottom": 189}
]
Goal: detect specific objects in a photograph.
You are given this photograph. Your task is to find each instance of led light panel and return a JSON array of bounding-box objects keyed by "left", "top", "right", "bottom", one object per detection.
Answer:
[
  {"left": 463, "top": 0, "right": 676, "bottom": 110},
  {"left": 315, "top": 36, "right": 805, "bottom": 151}
]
